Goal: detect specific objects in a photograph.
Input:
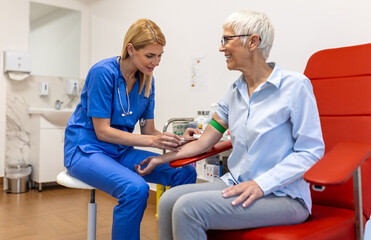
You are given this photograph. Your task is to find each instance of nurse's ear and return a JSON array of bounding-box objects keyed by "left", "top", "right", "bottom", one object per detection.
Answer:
[{"left": 127, "top": 43, "right": 134, "bottom": 57}]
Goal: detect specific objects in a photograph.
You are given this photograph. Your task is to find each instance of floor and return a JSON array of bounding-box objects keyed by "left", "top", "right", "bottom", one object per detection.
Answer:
[{"left": 0, "top": 184, "right": 158, "bottom": 240}]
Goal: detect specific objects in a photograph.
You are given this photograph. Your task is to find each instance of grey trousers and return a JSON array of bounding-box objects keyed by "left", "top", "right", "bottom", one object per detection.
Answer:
[{"left": 158, "top": 179, "right": 309, "bottom": 240}]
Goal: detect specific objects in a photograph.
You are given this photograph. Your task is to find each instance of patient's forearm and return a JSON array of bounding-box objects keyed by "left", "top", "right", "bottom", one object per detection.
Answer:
[{"left": 158, "top": 125, "right": 222, "bottom": 164}]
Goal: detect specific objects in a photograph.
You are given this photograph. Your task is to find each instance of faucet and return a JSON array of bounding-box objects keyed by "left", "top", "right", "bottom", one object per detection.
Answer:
[{"left": 55, "top": 100, "right": 64, "bottom": 110}]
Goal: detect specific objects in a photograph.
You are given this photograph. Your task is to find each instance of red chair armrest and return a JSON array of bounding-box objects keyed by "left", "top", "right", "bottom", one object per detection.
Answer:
[
  {"left": 304, "top": 142, "right": 371, "bottom": 186},
  {"left": 169, "top": 140, "right": 232, "bottom": 168}
]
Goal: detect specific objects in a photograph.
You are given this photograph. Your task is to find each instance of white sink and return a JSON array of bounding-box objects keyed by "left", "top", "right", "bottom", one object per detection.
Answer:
[{"left": 28, "top": 108, "right": 74, "bottom": 126}]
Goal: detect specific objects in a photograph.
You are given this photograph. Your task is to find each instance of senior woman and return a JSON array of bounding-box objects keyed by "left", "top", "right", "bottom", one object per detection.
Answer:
[
  {"left": 64, "top": 19, "right": 198, "bottom": 240},
  {"left": 136, "top": 10, "right": 325, "bottom": 240}
]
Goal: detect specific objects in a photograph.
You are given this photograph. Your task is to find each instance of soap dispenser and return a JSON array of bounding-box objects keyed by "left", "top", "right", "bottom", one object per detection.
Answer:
[{"left": 66, "top": 79, "right": 79, "bottom": 96}]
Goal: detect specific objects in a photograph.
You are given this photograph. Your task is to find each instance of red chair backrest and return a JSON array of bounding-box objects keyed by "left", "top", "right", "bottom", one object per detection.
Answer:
[{"left": 304, "top": 43, "right": 371, "bottom": 219}]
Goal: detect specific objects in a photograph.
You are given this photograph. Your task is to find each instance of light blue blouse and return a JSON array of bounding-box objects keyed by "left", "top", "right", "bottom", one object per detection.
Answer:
[{"left": 217, "top": 63, "right": 325, "bottom": 213}]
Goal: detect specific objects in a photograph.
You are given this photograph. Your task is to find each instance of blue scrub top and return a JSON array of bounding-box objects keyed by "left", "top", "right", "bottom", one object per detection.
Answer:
[{"left": 64, "top": 56, "right": 155, "bottom": 167}]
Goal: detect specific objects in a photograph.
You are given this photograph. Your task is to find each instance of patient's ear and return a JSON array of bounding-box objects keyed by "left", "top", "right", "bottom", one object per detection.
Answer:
[{"left": 249, "top": 34, "right": 260, "bottom": 49}]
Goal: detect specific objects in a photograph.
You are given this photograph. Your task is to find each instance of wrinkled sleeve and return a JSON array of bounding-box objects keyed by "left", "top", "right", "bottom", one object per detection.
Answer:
[
  {"left": 216, "top": 87, "right": 231, "bottom": 125},
  {"left": 254, "top": 78, "right": 325, "bottom": 195},
  {"left": 143, "top": 78, "right": 155, "bottom": 120},
  {"left": 86, "top": 67, "right": 114, "bottom": 119}
]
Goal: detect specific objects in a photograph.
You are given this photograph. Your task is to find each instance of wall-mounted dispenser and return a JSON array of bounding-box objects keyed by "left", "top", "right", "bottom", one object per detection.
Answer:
[
  {"left": 39, "top": 82, "right": 49, "bottom": 96},
  {"left": 3, "top": 51, "right": 32, "bottom": 81},
  {"left": 66, "top": 79, "right": 79, "bottom": 96}
]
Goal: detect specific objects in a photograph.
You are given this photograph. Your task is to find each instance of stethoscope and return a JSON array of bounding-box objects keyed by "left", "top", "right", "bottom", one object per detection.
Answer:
[
  {"left": 116, "top": 57, "right": 146, "bottom": 126},
  {"left": 117, "top": 56, "right": 133, "bottom": 117},
  {"left": 117, "top": 79, "right": 146, "bottom": 126},
  {"left": 117, "top": 79, "right": 132, "bottom": 117}
]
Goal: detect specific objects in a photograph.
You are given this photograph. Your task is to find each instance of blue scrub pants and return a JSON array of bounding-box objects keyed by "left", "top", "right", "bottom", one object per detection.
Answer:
[{"left": 66, "top": 147, "right": 197, "bottom": 240}]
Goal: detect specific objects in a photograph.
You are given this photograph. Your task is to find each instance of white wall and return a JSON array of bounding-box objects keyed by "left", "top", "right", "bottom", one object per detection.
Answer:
[
  {"left": 0, "top": 0, "right": 30, "bottom": 178},
  {"left": 89, "top": 0, "right": 371, "bottom": 133},
  {"left": 0, "top": 0, "right": 90, "bottom": 177}
]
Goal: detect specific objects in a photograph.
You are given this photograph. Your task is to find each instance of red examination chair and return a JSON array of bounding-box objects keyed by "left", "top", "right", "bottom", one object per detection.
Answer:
[{"left": 170, "top": 43, "right": 371, "bottom": 240}]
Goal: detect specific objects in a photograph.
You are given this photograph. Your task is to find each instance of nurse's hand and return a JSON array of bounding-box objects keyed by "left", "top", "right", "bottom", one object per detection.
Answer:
[
  {"left": 152, "top": 132, "right": 182, "bottom": 151},
  {"left": 182, "top": 128, "right": 202, "bottom": 141},
  {"left": 135, "top": 156, "right": 160, "bottom": 176},
  {"left": 222, "top": 180, "right": 264, "bottom": 208}
]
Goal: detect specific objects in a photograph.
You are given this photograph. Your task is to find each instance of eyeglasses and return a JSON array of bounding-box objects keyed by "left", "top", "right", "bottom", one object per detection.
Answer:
[{"left": 221, "top": 34, "right": 261, "bottom": 46}]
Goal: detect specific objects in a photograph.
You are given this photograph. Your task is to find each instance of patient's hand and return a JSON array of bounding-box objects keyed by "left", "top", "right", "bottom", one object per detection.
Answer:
[
  {"left": 222, "top": 180, "right": 264, "bottom": 208},
  {"left": 135, "top": 156, "right": 159, "bottom": 176}
]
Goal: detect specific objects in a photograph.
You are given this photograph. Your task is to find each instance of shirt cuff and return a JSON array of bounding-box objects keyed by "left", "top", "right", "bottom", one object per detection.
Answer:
[{"left": 253, "top": 173, "right": 276, "bottom": 196}]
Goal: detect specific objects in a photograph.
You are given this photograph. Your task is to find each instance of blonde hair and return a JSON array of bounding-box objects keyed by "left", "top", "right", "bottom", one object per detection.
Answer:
[{"left": 121, "top": 19, "right": 166, "bottom": 97}]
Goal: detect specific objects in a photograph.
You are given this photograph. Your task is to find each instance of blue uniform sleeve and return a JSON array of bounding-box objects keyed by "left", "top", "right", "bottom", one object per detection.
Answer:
[
  {"left": 142, "top": 78, "right": 155, "bottom": 120},
  {"left": 86, "top": 67, "right": 114, "bottom": 119}
]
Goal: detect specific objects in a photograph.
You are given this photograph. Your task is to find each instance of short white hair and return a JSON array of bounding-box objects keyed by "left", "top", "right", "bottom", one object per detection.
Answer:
[{"left": 223, "top": 10, "right": 274, "bottom": 60}]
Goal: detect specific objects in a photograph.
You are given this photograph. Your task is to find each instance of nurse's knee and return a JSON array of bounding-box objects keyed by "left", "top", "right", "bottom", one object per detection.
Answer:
[
  {"left": 184, "top": 165, "right": 197, "bottom": 177},
  {"left": 177, "top": 165, "right": 197, "bottom": 184},
  {"left": 118, "top": 180, "right": 149, "bottom": 202}
]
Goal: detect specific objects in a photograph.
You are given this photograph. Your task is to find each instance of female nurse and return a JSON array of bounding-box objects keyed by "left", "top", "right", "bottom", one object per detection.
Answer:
[{"left": 64, "top": 18, "right": 197, "bottom": 240}]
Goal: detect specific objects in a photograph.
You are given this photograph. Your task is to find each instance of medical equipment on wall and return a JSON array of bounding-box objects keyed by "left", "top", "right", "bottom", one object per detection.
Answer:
[
  {"left": 117, "top": 80, "right": 132, "bottom": 117},
  {"left": 3, "top": 51, "right": 32, "bottom": 81},
  {"left": 39, "top": 82, "right": 49, "bottom": 96},
  {"left": 66, "top": 79, "right": 79, "bottom": 96}
]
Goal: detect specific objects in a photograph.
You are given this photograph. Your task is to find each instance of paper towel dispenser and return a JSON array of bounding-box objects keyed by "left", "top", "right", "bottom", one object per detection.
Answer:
[{"left": 3, "top": 51, "right": 32, "bottom": 73}]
